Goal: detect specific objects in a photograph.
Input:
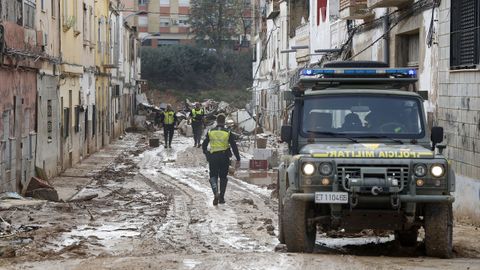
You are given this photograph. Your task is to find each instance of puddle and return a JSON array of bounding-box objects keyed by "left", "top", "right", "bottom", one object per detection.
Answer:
[
  {"left": 183, "top": 259, "right": 202, "bottom": 269},
  {"left": 235, "top": 171, "right": 276, "bottom": 186},
  {"left": 60, "top": 224, "right": 141, "bottom": 249}
]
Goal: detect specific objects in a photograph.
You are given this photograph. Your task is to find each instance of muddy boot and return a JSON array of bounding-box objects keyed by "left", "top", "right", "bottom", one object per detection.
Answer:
[
  {"left": 209, "top": 177, "right": 219, "bottom": 205},
  {"left": 219, "top": 178, "right": 228, "bottom": 204}
]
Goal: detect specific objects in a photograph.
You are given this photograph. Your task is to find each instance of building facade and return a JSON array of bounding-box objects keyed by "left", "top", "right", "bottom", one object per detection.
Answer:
[
  {"left": 134, "top": 0, "right": 192, "bottom": 47},
  {"left": 0, "top": 0, "right": 141, "bottom": 193},
  {"left": 0, "top": 0, "right": 40, "bottom": 191}
]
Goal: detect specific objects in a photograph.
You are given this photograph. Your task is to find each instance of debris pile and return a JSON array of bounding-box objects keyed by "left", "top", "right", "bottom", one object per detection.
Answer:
[{"left": 177, "top": 99, "right": 258, "bottom": 136}]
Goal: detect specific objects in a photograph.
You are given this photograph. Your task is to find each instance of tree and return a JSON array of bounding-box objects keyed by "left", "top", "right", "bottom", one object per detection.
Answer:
[{"left": 189, "top": 0, "right": 249, "bottom": 50}]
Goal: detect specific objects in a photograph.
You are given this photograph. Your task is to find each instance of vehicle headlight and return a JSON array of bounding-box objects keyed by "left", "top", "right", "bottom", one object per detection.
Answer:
[
  {"left": 414, "top": 164, "right": 427, "bottom": 177},
  {"left": 302, "top": 162, "right": 315, "bottom": 176},
  {"left": 431, "top": 164, "right": 445, "bottom": 178},
  {"left": 319, "top": 162, "right": 333, "bottom": 175}
]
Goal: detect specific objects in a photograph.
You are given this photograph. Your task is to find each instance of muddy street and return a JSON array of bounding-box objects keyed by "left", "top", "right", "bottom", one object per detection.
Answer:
[{"left": 0, "top": 133, "right": 479, "bottom": 269}]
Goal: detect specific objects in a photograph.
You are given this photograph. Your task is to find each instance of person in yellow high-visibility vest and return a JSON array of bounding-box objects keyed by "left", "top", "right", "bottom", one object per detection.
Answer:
[
  {"left": 160, "top": 104, "right": 177, "bottom": 148},
  {"left": 202, "top": 114, "right": 241, "bottom": 205},
  {"left": 189, "top": 102, "right": 205, "bottom": 148}
]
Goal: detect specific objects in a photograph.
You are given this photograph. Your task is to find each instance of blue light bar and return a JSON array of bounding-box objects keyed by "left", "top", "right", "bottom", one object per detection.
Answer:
[
  {"left": 385, "top": 69, "right": 417, "bottom": 76},
  {"left": 343, "top": 69, "right": 377, "bottom": 75},
  {"left": 301, "top": 69, "right": 335, "bottom": 76}
]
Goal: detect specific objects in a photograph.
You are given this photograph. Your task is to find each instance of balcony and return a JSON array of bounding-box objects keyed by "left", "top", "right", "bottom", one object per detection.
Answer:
[
  {"left": 339, "top": 0, "right": 372, "bottom": 20},
  {"left": 367, "top": 0, "right": 413, "bottom": 9}
]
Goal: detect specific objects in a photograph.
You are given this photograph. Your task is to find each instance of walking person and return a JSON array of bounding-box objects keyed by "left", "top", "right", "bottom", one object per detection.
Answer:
[
  {"left": 160, "top": 104, "right": 177, "bottom": 148},
  {"left": 190, "top": 102, "right": 205, "bottom": 147},
  {"left": 202, "top": 114, "right": 241, "bottom": 205}
]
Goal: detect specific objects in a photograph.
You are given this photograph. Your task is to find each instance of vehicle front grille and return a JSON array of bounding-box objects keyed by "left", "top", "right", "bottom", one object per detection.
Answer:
[{"left": 337, "top": 164, "right": 410, "bottom": 192}]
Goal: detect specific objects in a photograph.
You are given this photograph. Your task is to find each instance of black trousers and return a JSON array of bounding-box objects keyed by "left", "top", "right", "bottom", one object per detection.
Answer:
[
  {"left": 208, "top": 152, "right": 230, "bottom": 199},
  {"left": 163, "top": 124, "right": 174, "bottom": 146},
  {"left": 192, "top": 121, "right": 203, "bottom": 145}
]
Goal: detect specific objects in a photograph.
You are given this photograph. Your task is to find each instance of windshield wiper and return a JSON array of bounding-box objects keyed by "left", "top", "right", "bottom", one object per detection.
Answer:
[
  {"left": 355, "top": 135, "right": 404, "bottom": 144},
  {"left": 306, "top": 131, "right": 359, "bottom": 143}
]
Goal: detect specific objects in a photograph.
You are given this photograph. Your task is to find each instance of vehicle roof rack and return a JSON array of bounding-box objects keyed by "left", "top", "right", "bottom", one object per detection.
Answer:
[{"left": 291, "top": 67, "right": 418, "bottom": 93}]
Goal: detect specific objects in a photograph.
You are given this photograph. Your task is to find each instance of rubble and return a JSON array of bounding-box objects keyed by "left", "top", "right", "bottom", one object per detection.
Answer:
[
  {"left": 149, "top": 138, "right": 160, "bottom": 147},
  {"left": 68, "top": 194, "right": 99, "bottom": 203},
  {"left": 21, "top": 177, "right": 59, "bottom": 202},
  {"left": 27, "top": 188, "right": 59, "bottom": 202}
]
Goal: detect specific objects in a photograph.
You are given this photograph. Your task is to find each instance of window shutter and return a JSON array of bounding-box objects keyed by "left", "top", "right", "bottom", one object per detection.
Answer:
[{"left": 450, "top": 0, "right": 480, "bottom": 69}]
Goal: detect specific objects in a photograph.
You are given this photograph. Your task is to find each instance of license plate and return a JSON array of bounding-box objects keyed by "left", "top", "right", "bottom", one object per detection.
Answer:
[{"left": 315, "top": 192, "right": 349, "bottom": 204}]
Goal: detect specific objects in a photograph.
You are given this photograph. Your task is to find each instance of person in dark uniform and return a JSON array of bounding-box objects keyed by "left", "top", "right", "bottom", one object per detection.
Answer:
[
  {"left": 190, "top": 102, "right": 205, "bottom": 147},
  {"left": 160, "top": 104, "right": 177, "bottom": 148},
  {"left": 202, "top": 114, "right": 241, "bottom": 205}
]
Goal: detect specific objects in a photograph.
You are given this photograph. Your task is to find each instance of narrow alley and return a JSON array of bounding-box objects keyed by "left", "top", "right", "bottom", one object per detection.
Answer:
[{"left": 0, "top": 131, "right": 479, "bottom": 269}]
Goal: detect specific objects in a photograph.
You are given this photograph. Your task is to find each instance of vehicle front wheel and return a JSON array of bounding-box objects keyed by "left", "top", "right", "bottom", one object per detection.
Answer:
[
  {"left": 424, "top": 203, "right": 453, "bottom": 258},
  {"left": 283, "top": 190, "right": 316, "bottom": 253}
]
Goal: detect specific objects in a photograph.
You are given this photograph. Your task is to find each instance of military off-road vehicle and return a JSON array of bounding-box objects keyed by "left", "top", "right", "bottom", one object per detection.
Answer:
[{"left": 277, "top": 61, "right": 454, "bottom": 258}]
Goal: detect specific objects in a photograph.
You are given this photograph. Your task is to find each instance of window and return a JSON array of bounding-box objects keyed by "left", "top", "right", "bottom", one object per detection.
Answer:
[
  {"left": 138, "top": 16, "right": 148, "bottom": 27},
  {"left": 74, "top": 106, "right": 80, "bottom": 133},
  {"left": 98, "top": 19, "right": 102, "bottom": 52},
  {"left": 138, "top": 0, "right": 149, "bottom": 5},
  {"left": 89, "top": 6, "right": 94, "bottom": 43},
  {"left": 160, "top": 0, "right": 170, "bottom": 6},
  {"left": 301, "top": 95, "right": 424, "bottom": 139},
  {"left": 92, "top": 105, "right": 96, "bottom": 136},
  {"left": 24, "top": 1, "right": 36, "bottom": 28},
  {"left": 62, "top": 0, "right": 68, "bottom": 21},
  {"left": 51, "top": 0, "right": 56, "bottom": 17},
  {"left": 64, "top": 107, "right": 70, "bottom": 138},
  {"left": 160, "top": 17, "right": 170, "bottom": 27},
  {"left": 450, "top": 0, "right": 480, "bottom": 69},
  {"left": 396, "top": 32, "right": 419, "bottom": 67},
  {"left": 178, "top": 0, "right": 189, "bottom": 6},
  {"left": 178, "top": 15, "right": 189, "bottom": 26},
  {"left": 83, "top": 3, "right": 88, "bottom": 41},
  {"left": 41, "top": 0, "right": 45, "bottom": 11},
  {"left": 73, "top": 0, "right": 79, "bottom": 32}
]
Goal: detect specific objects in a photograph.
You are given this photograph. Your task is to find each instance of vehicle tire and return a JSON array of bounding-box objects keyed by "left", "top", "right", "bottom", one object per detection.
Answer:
[
  {"left": 395, "top": 227, "right": 419, "bottom": 247},
  {"left": 283, "top": 189, "right": 316, "bottom": 253},
  {"left": 424, "top": 203, "right": 453, "bottom": 258},
  {"left": 278, "top": 194, "right": 285, "bottom": 244}
]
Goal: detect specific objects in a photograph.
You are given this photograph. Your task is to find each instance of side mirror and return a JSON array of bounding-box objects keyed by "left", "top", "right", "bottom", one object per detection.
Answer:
[
  {"left": 281, "top": 125, "right": 292, "bottom": 143},
  {"left": 431, "top": 126, "right": 444, "bottom": 150}
]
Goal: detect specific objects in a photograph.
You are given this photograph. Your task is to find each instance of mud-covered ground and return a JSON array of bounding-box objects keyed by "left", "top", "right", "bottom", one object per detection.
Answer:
[{"left": 0, "top": 133, "right": 479, "bottom": 270}]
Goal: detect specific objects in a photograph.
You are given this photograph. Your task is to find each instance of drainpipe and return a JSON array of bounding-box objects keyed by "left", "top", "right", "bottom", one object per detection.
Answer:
[{"left": 383, "top": 8, "right": 390, "bottom": 66}]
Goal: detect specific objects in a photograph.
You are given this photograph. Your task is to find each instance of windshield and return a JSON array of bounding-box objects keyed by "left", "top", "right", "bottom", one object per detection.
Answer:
[{"left": 301, "top": 95, "right": 425, "bottom": 139}]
